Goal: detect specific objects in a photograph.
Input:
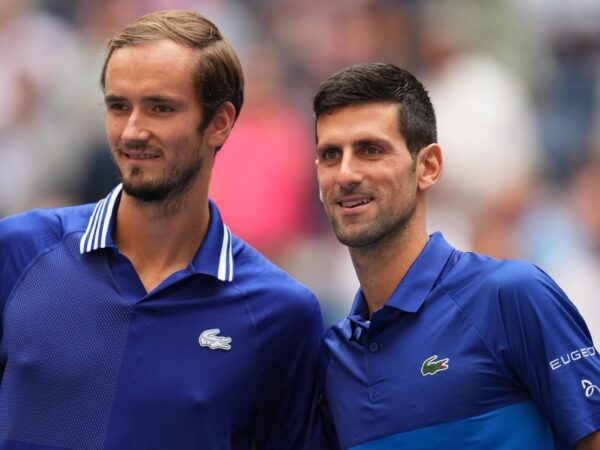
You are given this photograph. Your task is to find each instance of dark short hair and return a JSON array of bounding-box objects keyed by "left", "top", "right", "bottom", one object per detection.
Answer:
[
  {"left": 313, "top": 63, "right": 437, "bottom": 156},
  {"left": 100, "top": 10, "right": 244, "bottom": 132}
]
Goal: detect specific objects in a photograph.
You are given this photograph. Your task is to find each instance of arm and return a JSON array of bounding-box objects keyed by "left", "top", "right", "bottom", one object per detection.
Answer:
[
  {"left": 577, "top": 431, "right": 600, "bottom": 450},
  {"left": 253, "top": 290, "right": 332, "bottom": 450},
  {"left": 492, "top": 262, "right": 600, "bottom": 446}
]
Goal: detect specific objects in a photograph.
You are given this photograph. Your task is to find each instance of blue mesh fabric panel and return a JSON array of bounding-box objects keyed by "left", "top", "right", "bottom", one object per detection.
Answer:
[{"left": 0, "top": 234, "right": 131, "bottom": 450}]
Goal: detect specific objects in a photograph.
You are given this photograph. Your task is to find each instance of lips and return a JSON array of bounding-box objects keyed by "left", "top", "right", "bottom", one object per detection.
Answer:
[
  {"left": 339, "top": 198, "right": 371, "bottom": 208},
  {"left": 120, "top": 147, "right": 161, "bottom": 159},
  {"left": 123, "top": 152, "right": 159, "bottom": 159}
]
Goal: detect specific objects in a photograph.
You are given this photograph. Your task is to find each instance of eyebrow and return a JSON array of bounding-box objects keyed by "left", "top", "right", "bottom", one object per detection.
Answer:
[
  {"left": 104, "top": 94, "right": 124, "bottom": 103},
  {"left": 352, "top": 138, "right": 388, "bottom": 149},
  {"left": 317, "top": 137, "right": 387, "bottom": 150},
  {"left": 316, "top": 140, "right": 340, "bottom": 151},
  {"left": 104, "top": 94, "right": 179, "bottom": 104},
  {"left": 316, "top": 137, "right": 391, "bottom": 157}
]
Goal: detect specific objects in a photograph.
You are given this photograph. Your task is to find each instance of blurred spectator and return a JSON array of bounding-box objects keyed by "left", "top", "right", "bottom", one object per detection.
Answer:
[
  {"left": 552, "top": 155, "right": 600, "bottom": 344},
  {"left": 415, "top": 1, "right": 544, "bottom": 253},
  {"left": 492, "top": 154, "right": 600, "bottom": 345},
  {"left": 507, "top": 0, "right": 600, "bottom": 184},
  {"left": 258, "top": 0, "right": 414, "bottom": 111},
  {"left": 209, "top": 40, "right": 319, "bottom": 266},
  {"left": 0, "top": 0, "right": 84, "bottom": 215}
]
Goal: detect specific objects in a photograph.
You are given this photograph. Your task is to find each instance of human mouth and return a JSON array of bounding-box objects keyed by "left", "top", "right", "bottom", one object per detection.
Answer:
[
  {"left": 339, "top": 197, "right": 372, "bottom": 208},
  {"left": 120, "top": 146, "right": 161, "bottom": 160},
  {"left": 125, "top": 153, "right": 159, "bottom": 159}
]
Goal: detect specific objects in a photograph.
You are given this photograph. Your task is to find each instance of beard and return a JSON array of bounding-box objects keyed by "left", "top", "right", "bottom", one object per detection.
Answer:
[
  {"left": 115, "top": 145, "right": 205, "bottom": 205},
  {"left": 331, "top": 209, "right": 414, "bottom": 249},
  {"left": 327, "top": 190, "right": 418, "bottom": 249},
  {"left": 121, "top": 162, "right": 202, "bottom": 203}
]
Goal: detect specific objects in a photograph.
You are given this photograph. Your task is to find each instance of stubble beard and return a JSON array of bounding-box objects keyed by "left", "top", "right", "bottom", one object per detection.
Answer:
[
  {"left": 115, "top": 150, "right": 204, "bottom": 213},
  {"left": 122, "top": 162, "right": 202, "bottom": 203},
  {"left": 329, "top": 194, "right": 418, "bottom": 249}
]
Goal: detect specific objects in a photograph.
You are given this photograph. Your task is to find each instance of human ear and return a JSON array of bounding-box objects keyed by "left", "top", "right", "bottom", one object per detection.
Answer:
[
  {"left": 417, "top": 143, "right": 443, "bottom": 191},
  {"left": 206, "top": 102, "right": 236, "bottom": 149}
]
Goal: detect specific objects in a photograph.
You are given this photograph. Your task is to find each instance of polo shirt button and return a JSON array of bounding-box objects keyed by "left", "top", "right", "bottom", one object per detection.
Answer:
[{"left": 369, "top": 342, "right": 379, "bottom": 352}]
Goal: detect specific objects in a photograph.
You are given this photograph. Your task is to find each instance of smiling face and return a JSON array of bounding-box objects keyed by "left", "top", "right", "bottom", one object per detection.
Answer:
[
  {"left": 104, "top": 39, "right": 211, "bottom": 203},
  {"left": 316, "top": 102, "right": 422, "bottom": 248}
]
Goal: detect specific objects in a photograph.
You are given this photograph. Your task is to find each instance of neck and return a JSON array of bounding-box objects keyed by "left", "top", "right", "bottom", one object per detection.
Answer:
[
  {"left": 350, "top": 227, "right": 429, "bottom": 317},
  {"left": 114, "top": 190, "right": 210, "bottom": 292}
]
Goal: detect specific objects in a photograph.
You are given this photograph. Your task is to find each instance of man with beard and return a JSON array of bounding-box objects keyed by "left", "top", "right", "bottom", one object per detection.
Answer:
[
  {"left": 0, "top": 10, "right": 328, "bottom": 450},
  {"left": 313, "top": 62, "right": 600, "bottom": 449}
]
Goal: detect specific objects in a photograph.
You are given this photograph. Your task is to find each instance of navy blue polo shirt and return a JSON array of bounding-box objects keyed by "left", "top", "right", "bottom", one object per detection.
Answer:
[
  {"left": 0, "top": 185, "right": 327, "bottom": 450},
  {"left": 320, "top": 232, "right": 600, "bottom": 449}
]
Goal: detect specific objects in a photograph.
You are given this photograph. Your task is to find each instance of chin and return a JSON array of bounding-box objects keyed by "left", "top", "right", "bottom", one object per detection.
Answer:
[
  {"left": 122, "top": 181, "right": 170, "bottom": 203},
  {"left": 335, "top": 231, "right": 366, "bottom": 247}
]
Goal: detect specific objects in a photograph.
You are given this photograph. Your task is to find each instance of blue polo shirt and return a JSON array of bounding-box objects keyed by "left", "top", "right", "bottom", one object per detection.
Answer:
[
  {"left": 320, "top": 232, "right": 600, "bottom": 449},
  {"left": 0, "top": 185, "right": 327, "bottom": 450}
]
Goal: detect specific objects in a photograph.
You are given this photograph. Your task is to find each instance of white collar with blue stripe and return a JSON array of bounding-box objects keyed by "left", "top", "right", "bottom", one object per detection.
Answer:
[{"left": 79, "top": 184, "right": 235, "bottom": 282}]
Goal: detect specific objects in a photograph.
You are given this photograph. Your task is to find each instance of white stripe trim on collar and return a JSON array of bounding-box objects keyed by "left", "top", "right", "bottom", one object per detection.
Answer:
[
  {"left": 217, "top": 224, "right": 233, "bottom": 282},
  {"left": 79, "top": 184, "right": 122, "bottom": 254},
  {"left": 79, "top": 186, "right": 234, "bottom": 282}
]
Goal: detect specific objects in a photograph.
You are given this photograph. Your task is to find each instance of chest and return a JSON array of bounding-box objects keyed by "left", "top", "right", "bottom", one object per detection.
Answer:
[
  {"left": 323, "top": 294, "right": 529, "bottom": 440},
  {"left": 1, "top": 249, "right": 262, "bottom": 436}
]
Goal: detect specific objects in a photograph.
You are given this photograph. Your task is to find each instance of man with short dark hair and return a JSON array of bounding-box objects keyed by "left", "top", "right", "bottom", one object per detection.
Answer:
[{"left": 314, "top": 62, "right": 600, "bottom": 449}]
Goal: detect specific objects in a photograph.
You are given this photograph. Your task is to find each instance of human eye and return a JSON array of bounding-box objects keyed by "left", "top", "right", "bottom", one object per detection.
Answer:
[
  {"left": 152, "top": 104, "right": 175, "bottom": 113},
  {"left": 363, "top": 145, "right": 382, "bottom": 156},
  {"left": 318, "top": 147, "right": 340, "bottom": 162},
  {"left": 105, "top": 99, "right": 128, "bottom": 112}
]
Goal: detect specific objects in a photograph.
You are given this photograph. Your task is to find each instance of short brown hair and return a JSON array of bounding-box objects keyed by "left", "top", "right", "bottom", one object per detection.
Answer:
[{"left": 100, "top": 10, "right": 244, "bottom": 130}]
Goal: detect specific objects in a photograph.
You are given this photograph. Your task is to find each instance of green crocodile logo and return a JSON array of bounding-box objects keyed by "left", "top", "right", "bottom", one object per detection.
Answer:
[{"left": 421, "top": 355, "right": 449, "bottom": 376}]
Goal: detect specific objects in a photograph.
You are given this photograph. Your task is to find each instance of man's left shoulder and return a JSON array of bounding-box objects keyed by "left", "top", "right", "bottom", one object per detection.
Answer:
[{"left": 232, "top": 239, "right": 320, "bottom": 305}]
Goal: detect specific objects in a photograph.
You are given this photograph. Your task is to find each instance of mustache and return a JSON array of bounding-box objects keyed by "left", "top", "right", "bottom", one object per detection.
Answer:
[{"left": 117, "top": 143, "right": 163, "bottom": 153}]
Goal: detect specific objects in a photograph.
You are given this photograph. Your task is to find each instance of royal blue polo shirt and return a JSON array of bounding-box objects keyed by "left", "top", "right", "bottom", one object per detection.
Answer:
[
  {"left": 320, "top": 232, "right": 600, "bottom": 449},
  {"left": 0, "top": 184, "right": 327, "bottom": 450}
]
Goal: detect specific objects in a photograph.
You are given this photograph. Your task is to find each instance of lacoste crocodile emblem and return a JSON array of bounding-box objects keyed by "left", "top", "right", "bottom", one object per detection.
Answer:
[
  {"left": 421, "top": 355, "right": 449, "bottom": 376},
  {"left": 199, "top": 329, "right": 232, "bottom": 351}
]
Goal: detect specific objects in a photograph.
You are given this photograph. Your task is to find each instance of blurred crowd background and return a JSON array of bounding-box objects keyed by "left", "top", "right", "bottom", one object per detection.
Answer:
[{"left": 2, "top": 0, "right": 600, "bottom": 340}]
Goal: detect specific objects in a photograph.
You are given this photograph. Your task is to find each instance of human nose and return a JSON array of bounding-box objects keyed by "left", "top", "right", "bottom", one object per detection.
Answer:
[
  {"left": 336, "top": 152, "right": 363, "bottom": 187},
  {"left": 121, "top": 109, "right": 151, "bottom": 142}
]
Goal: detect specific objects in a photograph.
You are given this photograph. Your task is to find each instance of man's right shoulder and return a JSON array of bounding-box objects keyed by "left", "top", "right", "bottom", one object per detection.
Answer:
[
  {"left": 0, "top": 204, "right": 95, "bottom": 249},
  {"left": 0, "top": 204, "right": 96, "bottom": 306}
]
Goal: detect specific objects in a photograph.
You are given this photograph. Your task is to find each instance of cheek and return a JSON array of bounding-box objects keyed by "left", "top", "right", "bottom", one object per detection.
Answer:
[
  {"left": 317, "top": 174, "right": 337, "bottom": 205},
  {"left": 316, "top": 170, "right": 331, "bottom": 191},
  {"left": 105, "top": 118, "right": 122, "bottom": 144},
  {"left": 396, "top": 172, "right": 419, "bottom": 198},
  {"left": 173, "top": 123, "right": 203, "bottom": 145}
]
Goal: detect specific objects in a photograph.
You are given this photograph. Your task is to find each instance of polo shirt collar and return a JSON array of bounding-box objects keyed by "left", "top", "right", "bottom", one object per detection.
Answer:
[
  {"left": 348, "top": 232, "right": 454, "bottom": 317},
  {"left": 79, "top": 184, "right": 235, "bottom": 282}
]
